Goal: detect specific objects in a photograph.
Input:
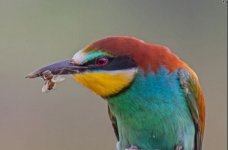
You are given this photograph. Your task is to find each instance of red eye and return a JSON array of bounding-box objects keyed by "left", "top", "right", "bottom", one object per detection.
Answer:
[{"left": 96, "top": 57, "right": 108, "bottom": 66}]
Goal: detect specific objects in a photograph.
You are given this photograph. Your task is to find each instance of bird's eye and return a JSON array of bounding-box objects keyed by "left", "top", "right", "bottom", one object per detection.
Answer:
[{"left": 96, "top": 57, "right": 108, "bottom": 66}]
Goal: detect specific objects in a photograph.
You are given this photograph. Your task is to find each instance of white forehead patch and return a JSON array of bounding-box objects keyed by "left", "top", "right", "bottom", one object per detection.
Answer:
[{"left": 72, "top": 50, "right": 86, "bottom": 64}]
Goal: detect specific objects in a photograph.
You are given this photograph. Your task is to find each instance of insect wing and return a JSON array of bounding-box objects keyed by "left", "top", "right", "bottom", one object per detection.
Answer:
[
  {"left": 52, "top": 75, "right": 65, "bottom": 83},
  {"left": 42, "top": 82, "right": 49, "bottom": 93}
]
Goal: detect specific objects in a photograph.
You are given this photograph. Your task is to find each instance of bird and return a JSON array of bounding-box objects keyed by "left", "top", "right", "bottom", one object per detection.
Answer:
[{"left": 26, "top": 36, "right": 205, "bottom": 150}]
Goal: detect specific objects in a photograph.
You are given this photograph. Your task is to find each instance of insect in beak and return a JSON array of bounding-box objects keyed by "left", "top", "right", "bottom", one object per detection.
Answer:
[
  {"left": 26, "top": 59, "right": 87, "bottom": 92},
  {"left": 40, "top": 70, "right": 65, "bottom": 93}
]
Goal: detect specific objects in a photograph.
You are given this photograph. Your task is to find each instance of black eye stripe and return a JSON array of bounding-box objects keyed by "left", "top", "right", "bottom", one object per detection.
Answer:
[
  {"left": 87, "top": 55, "right": 136, "bottom": 71},
  {"left": 103, "top": 56, "right": 136, "bottom": 70}
]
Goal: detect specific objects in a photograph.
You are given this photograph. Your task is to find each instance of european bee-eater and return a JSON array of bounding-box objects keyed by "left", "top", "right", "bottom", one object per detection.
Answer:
[{"left": 27, "top": 36, "right": 205, "bottom": 150}]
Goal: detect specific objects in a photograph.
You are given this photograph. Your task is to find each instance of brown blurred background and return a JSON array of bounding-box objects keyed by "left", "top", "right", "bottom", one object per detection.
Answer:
[{"left": 0, "top": 0, "right": 226, "bottom": 150}]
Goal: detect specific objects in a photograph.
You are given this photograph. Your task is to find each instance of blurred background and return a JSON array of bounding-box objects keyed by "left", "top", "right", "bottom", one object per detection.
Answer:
[{"left": 0, "top": 0, "right": 226, "bottom": 149}]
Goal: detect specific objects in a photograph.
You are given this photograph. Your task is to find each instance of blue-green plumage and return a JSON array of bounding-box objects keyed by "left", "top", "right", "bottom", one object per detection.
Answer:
[{"left": 108, "top": 67, "right": 195, "bottom": 150}]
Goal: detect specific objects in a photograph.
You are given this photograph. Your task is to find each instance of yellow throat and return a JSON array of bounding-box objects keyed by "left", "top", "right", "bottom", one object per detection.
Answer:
[{"left": 72, "top": 69, "right": 136, "bottom": 97}]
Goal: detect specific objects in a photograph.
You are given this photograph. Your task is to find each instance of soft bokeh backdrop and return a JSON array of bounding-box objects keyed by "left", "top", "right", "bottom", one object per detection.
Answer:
[{"left": 0, "top": 0, "right": 226, "bottom": 150}]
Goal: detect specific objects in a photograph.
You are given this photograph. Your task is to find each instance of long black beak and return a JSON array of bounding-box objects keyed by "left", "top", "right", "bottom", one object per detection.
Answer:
[{"left": 26, "top": 59, "right": 87, "bottom": 78}]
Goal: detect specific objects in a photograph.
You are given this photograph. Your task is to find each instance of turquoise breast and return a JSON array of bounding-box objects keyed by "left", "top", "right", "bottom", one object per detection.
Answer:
[{"left": 108, "top": 67, "right": 195, "bottom": 150}]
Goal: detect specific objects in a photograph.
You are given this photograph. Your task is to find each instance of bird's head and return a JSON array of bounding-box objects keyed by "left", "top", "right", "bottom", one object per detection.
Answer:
[
  {"left": 69, "top": 37, "right": 140, "bottom": 97},
  {"left": 27, "top": 36, "right": 186, "bottom": 97}
]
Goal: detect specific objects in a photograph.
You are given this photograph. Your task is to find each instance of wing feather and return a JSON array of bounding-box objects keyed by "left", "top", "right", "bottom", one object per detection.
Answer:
[
  {"left": 178, "top": 69, "right": 205, "bottom": 150},
  {"left": 108, "top": 106, "right": 119, "bottom": 141}
]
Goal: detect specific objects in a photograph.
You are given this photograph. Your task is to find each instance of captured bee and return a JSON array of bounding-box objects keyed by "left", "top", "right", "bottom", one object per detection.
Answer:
[
  {"left": 25, "top": 59, "right": 85, "bottom": 93},
  {"left": 41, "top": 70, "right": 65, "bottom": 93}
]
